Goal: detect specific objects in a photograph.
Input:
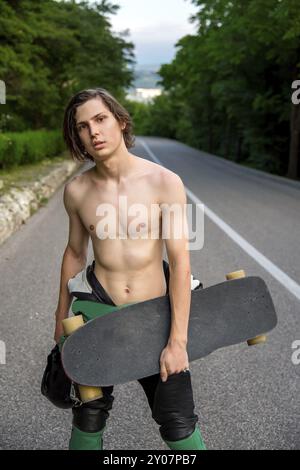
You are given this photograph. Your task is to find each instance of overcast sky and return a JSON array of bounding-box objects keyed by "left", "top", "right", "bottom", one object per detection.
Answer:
[{"left": 108, "top": 0, "right": 198, "bottom": 66}]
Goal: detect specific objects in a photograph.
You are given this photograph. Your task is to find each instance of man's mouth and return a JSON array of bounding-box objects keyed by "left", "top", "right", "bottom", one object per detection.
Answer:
[{"left": 93, "top": 141, "right": 106, "bottom": 149}]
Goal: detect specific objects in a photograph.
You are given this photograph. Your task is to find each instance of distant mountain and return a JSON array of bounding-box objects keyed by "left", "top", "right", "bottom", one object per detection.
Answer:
[
  {"left": 127, "top": 64, "right": 164, "bottom": 90},
  {"left": 135, "top": 64, "right": 161, "bottom": 72}
]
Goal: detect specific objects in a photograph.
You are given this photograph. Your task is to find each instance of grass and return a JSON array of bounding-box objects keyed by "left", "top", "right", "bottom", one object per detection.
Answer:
[{"left": 0, "top": 153, "right": 69, "bottom": 197}]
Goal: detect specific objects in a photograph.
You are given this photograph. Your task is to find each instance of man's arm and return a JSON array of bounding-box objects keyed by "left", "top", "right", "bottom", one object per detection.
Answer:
[
  {"left": 161, "top": 171, "right": 191, "bottom": 345},
  {"left": 54, "top": 180, "right": 90, "bottom": 343},
  {"left": 159, "top": 171, "right": 191, "bottom": 380}
]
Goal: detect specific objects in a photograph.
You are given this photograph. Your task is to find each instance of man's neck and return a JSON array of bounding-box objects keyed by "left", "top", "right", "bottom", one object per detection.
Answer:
[{"left": 92, "top": 150, "right": 136, "bottom": 184}]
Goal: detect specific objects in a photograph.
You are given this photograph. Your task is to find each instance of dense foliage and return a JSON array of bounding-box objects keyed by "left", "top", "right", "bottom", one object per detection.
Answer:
[{"left": 134, "top": 0, "right": 300, "bottom": 179}]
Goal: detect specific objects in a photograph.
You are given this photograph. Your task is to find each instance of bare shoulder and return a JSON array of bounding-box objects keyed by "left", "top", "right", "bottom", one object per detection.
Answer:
[
  {"left": 154, "top": 167, "right": 185, "bottom": 205},
  {"left": 138, "top": 159, "right": 185, "bottom": 204},
  {"left": 63, "top": 172, "right": 87, "bottom": 211},
  {"left": 151, "top": 164, "right": 184, "bottom": 191},
  {"left": 134, "top": 155, "right": 182, "bottom": 186},
  {"left": 161, "top": 168, "right": 183, "bottom": 186},
  {"left": 64, "top": 166, "right": 93, "bottom": 193}
]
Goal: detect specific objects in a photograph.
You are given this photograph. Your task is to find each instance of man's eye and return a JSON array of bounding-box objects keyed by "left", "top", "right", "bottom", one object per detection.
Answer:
[{"left": 97, "top": 117, "right": 105, "bottom": 122}]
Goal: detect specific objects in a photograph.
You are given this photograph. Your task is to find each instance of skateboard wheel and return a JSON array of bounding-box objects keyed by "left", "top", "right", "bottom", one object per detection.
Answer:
[
  {"left": 247, "top": 335, "right": 267, "bottom": 346},
  {"left": 226, "top": 271, "right": 267, "bottom": 347},
  {"left": 78, "top": 385, "right": 103, "bottom": 402},
  {"left": 62, "top": 315, "right": 84, "bottom": 336},
  {"left": 226, "top": 270, "right": 246, "bottom": 280},
  {"left": 62, "top": 315, "right": 104, "bottom": 401}
]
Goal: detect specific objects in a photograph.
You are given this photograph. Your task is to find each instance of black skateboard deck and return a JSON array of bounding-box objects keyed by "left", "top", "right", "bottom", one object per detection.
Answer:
[{"left": 61, "top": 276, "right": 277, "bottom": 387}]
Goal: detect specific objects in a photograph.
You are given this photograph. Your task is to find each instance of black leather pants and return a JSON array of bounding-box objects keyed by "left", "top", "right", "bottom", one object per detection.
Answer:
[{"left": 72, "top": 370, "right": 198, "bottom": 442}]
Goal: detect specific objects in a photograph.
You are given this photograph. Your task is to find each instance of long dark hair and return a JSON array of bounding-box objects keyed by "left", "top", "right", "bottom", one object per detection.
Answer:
[{"left": 63, "top": 88, "right": 135, "bottom": 162}]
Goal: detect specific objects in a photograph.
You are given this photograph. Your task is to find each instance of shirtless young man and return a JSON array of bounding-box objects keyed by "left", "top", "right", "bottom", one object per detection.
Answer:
[{"left": 54, "top": 88, "right": 206, "bottom": 450}]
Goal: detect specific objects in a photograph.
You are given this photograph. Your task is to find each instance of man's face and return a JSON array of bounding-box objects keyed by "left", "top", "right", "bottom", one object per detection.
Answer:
[{"left": 75, "top": 97, "right": 125, "bottom": 160}]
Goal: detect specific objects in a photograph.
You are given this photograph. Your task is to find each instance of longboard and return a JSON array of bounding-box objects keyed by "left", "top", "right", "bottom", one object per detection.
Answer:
[{"left": 61, "top": 276, "right": 277, "bottom": 387}]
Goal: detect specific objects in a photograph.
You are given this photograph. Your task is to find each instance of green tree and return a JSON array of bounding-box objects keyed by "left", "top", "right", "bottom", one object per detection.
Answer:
[
  {"left": 0, "top": 0, "right": 136, "bottom": 131},
  {"left": 152, "top": 0, "right": 300, "bottom": 179}
]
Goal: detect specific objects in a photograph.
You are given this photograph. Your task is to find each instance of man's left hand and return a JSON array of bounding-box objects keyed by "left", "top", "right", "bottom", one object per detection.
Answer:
[{"left": 159, "top": 341, "right": 189, "bottom": 382}]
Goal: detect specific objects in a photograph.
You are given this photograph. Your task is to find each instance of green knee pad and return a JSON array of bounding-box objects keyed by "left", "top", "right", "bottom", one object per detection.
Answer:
[
  {"left": 69, "top": 425, "right": 106, "bottom": 450},
  {"left": 164, "top": 425, "right": 206, "bottom": 451}
]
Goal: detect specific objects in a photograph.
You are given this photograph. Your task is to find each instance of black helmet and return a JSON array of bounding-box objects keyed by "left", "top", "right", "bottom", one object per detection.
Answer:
[{"left": 41, "top": 344, "right": 74, "bottom": 409}]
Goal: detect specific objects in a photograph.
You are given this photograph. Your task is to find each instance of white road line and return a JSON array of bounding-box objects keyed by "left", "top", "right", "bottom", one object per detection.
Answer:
[{"left": 139, "top": 138, "right": 300, "bottom": 301}]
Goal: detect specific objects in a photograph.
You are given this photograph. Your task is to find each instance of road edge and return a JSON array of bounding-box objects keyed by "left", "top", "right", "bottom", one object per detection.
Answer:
[{"left": 0, "top": 158, "right": 81, "bottom": 247}]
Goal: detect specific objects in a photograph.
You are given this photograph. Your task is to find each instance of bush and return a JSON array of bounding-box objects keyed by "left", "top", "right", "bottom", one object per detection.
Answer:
[{"left": 0, "top": 130, "right": 65, "bottom": 169}]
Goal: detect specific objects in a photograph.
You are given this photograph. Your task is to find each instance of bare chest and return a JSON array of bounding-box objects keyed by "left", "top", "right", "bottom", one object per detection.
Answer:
[{"left": 78, "top": 179, "right": 162, "bottom": 240}]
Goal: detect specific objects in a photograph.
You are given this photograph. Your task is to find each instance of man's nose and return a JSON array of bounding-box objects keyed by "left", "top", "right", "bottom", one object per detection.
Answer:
[{"left": 89, "top": 123, "right": 100, "bottom": 137}]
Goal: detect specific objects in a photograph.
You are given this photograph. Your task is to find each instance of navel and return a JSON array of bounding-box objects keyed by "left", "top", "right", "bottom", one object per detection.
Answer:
[
  {"left": 89, "top": 224, "right": 95, "bottom": 231},
  {"left": 137, "top": 222, "right": 146, "bottom": 231}
]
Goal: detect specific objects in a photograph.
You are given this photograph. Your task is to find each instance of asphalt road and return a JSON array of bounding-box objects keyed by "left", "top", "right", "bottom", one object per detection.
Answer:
[{"left": 0, "top": 136, "right": 299, "bottom": 450}]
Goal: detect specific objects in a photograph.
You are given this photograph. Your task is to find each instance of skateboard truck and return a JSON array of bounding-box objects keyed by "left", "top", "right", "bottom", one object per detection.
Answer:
[
  {"left": 62, "top": 315, "right": 103, "bottom": 403},
  {"left": 225, "top": 270, "right": 267, "bottom": 346}
]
